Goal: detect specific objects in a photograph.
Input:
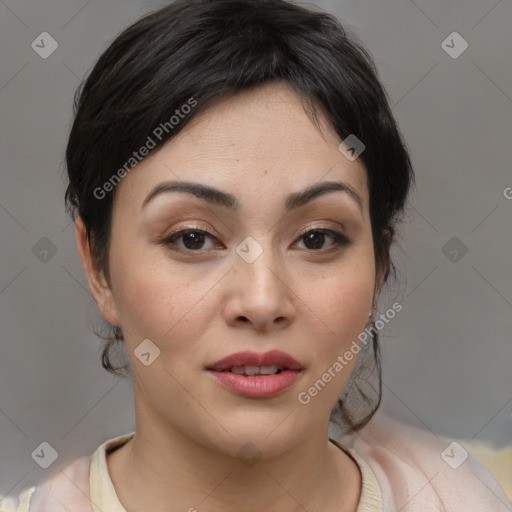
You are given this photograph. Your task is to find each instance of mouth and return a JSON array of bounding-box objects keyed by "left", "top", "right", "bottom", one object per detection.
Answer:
[
  {"left": 206, "top": 350, "right": 304, "bottom": 398},
  {"left": 207, "top": 349, "right": 303, "bottom": 372},
  {"left": 216, "top": 365, "right": 288, "bottom": 376}
]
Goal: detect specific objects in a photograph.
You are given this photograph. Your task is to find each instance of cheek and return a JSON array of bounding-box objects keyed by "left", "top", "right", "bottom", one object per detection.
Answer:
[
  {"left": 301, "top": 281, "right": 372, "bottom": 390},
  {"left": 303, "top": 254, "right": 375, "bottom": 342},
  {"left": 323, "top": 274, "right": 372, "bottom": 334},
  {"left": 109, "top": 250, "right": 214, "bottom": 348},
  {"left": 294, "top": 252, "right": 375, "bottom": 405},
  {"left": 294, "top": 269, "right": 374, "bottom": 410}
]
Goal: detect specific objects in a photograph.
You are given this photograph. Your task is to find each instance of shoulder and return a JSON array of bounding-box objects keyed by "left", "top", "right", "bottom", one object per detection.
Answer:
[
  {"left": 0, "top": 455, "right": 92, "bottom": 512},
  {"left": 339, "top": 410, "right": 512, "bottom": 511},
  {"left": 0, "top": 487, "right": 33, "bottom": 512},
  {"left": 0, "top": 432, "right": 135, "bottom": 512}
]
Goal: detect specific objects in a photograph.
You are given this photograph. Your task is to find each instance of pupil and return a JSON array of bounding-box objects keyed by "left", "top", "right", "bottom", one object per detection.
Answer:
[
  {"left": 184, "top": 232, "right": 204, "bottom": 250},
  {"left": 304, "top": 232, "right": 324, "bottom": 250}
]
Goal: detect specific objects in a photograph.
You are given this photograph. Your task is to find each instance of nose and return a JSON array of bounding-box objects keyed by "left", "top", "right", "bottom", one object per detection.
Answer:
[{"left": 223, "top": 242, "right": 296, "bottom": 332}]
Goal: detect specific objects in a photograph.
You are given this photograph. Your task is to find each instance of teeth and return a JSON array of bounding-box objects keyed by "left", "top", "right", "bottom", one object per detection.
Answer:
[
  {"left": 244, "top": 365, "right": 260, "bottom": 376},
  {"left": 230, "top": 365, "right": 281, "bottom": 376},
  {"left": 260, "top": 365, "right": 279, "bottom": 375}
]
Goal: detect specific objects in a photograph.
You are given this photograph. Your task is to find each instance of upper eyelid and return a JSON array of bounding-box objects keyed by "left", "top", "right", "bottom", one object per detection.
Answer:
[{"left": 166, "top": 224, "right": 344, "bottom": 237}]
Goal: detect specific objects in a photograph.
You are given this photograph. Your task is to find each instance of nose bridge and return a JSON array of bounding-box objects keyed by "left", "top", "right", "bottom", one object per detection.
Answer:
[
  {"left": 235, "top": 233, "right": 282, "bottom": 296},
  {"left": 229, "top": 233, "right": 293, "bottom": 329}
]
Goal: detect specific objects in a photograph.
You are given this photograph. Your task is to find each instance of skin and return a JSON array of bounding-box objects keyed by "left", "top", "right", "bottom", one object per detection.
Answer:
[{"left": 76, "top": 80, "right": 387, "bottom": 512}]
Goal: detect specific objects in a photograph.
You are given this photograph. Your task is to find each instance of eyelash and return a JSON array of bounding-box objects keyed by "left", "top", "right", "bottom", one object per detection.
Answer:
[{"left": 159, "top": 226, "right": 351, "bottom": 255}]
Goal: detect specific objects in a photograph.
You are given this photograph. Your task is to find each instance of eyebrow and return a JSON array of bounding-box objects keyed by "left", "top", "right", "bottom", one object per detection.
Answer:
[{"left": 141, "top": 180, "right": 363, "bottom": 215}]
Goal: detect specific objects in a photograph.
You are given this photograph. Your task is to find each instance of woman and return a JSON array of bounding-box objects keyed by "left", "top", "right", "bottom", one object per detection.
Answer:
[{"left": 2, "top": 0, "right": 509, "bottom": 510}]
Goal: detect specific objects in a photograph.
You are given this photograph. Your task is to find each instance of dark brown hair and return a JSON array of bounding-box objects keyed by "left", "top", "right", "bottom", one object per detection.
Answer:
[{"left": 64, "top": 0, "right": 414, "bottom": 433}]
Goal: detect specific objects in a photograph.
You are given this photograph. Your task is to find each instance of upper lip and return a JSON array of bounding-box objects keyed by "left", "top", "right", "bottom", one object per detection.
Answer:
[{"left": 207, "top": 350, "right": 303, "bottom": 371}]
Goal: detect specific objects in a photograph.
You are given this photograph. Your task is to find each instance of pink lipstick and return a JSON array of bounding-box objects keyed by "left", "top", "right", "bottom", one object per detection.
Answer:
[{"left": 206, "top": 350, "right": 304, "bottom": 398}]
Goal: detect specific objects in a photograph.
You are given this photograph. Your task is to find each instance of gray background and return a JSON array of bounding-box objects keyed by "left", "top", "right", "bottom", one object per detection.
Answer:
[{"left": 1, "top": 0, "right": 511, "bottom": 497}]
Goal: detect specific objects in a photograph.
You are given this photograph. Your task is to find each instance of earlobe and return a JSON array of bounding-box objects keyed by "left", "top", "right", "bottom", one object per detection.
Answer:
[{"left": 75, "top": 216, "right": 120, "bottom": 327}]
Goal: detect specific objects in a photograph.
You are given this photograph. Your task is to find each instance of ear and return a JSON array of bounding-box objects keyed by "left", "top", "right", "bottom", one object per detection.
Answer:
[{"left": 75, "top": 216, "right": 120, "bottom": 327}]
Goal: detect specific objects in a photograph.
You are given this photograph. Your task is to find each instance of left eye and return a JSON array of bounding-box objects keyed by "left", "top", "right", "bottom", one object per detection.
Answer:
[
  {"left": 160, "top": 228, "right": 350, "bottom": 253},
  {"left": 295, "top": 228, "right": 351, "bottom": 252}
]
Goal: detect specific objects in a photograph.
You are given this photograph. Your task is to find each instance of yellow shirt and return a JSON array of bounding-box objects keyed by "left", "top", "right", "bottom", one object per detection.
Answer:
[
  {"left": 91, "top": 433, "right": 383, "bottom": 511},
  {"left": 4, "top": 432, "right": 383, "bottom": 511}
]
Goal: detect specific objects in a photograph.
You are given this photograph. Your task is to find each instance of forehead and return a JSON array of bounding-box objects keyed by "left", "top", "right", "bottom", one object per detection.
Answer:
[{"left": 114, "top": 81, "right": 368, "bottom": 210}]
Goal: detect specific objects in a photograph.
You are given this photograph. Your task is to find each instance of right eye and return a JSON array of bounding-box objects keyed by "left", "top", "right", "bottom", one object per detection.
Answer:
[{"left": 160, "top": 228, "right": 223, "bottom": 253}]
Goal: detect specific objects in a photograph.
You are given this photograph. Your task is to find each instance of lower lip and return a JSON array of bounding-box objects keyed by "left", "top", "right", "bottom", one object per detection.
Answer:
[{"left": 207, "top": 370, "right": 303, "bottom": 398}]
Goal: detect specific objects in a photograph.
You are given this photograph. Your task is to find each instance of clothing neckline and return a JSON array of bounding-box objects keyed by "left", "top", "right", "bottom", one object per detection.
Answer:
[{"left": 90, "top": 432, "right": 382, "bottom": 512}]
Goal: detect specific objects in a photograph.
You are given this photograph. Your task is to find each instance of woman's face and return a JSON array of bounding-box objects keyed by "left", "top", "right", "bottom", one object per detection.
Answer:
[{"left": 82, "top": 81, "right": 383, "bottom": 457}]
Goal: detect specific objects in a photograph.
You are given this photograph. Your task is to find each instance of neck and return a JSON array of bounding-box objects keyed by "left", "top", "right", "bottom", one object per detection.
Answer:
[{"left": 107, "top": 385, "right": 361, "bottom": 512}]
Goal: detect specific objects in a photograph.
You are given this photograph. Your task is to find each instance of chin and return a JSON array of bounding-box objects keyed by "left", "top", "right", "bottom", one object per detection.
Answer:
[{"left": 192, "top": 411, "right": 310, "bottom": 460}]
